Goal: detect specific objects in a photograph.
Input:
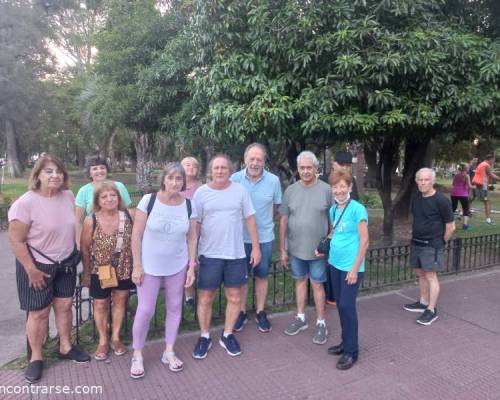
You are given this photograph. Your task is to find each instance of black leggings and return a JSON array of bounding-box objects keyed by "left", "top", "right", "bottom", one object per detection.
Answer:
[{"left": 451, "top": 196, "right": 470, "bottom": 217}]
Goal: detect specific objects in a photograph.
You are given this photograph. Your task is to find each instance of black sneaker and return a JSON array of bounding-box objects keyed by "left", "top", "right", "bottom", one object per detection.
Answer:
[
  {"left": 233, "top": 311, "right": 248, "bottom": 332},
  {"left": 57, "top": 346, "right": 90, "bottom": 363},
  {"left": 25, "top": 360, "right": 43, "bottom": 383},
  {"left": 219, "top": 333, "right": 242, "bottom": 356},
  {"left": 255, "top": 310, "right": 272, "bottom": 332},
  {"left": 403, "top": 301, "right": 427, "bottom": 313},
  {"left": 417, "top": 309, "right": 438, "bottom": 326},
  {"left": 192, "top": 337, "right": 212, "bottom": 359}
]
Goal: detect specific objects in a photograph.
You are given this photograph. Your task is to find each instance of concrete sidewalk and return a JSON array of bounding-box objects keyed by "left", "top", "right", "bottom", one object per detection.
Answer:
[{"left": 1, "top": 268, "right": 500, "bottom": 399}]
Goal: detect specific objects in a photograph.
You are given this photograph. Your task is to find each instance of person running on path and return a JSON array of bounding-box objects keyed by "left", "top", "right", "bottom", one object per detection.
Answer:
[
  {"left": 450, "top": 163, "right": 472, "bottom": 230},
  {"left": 472, "top": 154, "right": 500, "bottom": 224}
]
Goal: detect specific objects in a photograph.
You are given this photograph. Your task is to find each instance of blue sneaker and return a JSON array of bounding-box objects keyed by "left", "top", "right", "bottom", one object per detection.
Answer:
[
  {"left": 219, "top": 333, "right": 242, "bottom": 356},
  {"left": 233, "top": 311, "right": 248, "bottom": 332},
  {"left": 255, "top": 310, "right": 272, "bottom": 332},
  {"left": 192, "top": 337, "right": 212, "bottom": 359}
]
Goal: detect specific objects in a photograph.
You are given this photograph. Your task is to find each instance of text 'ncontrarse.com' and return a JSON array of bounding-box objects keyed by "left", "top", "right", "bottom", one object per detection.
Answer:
[{"left": 0, "top": 384, "right": 103, "bottom": 395}]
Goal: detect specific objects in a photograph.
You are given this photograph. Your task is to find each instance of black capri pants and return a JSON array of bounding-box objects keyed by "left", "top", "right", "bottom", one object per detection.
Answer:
[
  {"left": 16, "top": 260, "right": 77, "bottom": 311},
  {"left": 451, "top": 196, "right": 470, "bottom": 217}
]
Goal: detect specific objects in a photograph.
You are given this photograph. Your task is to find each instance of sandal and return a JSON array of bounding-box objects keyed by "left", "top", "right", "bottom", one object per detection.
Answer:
[
  {"left": 130, "top": 355, "right": 145, "bottom": 379},
  {"left": 161, "top": 351, "right": 184, "bottom": 372},
  {"left": 94, "top": 344, "right": 109, "bottom": 361},
  {"left": 111, "top": 340, "right": 127, "bottom": 356}
]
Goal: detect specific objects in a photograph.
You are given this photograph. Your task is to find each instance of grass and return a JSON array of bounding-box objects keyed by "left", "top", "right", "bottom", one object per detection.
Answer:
[{"left": 0, "top": 170, "right": 157, "bottom": 205}]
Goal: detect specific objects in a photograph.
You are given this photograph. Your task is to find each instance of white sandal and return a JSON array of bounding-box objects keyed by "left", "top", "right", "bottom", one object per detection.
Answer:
[
  {"left": 130, "top": 355, "right": 145, "bottom": 379},
  {"left": 161, "top": 351, "right": 184, "bottom": 372}
]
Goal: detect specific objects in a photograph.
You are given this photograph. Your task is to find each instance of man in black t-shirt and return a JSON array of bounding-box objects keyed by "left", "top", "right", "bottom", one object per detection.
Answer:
[{"left": 403, "top": 168, "right": 455, "bottom": 326}]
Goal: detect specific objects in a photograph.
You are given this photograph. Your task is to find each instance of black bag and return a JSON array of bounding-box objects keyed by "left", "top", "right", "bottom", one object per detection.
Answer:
[
  {"left": 317, "top": 237, "right": 331, "bottom": 255},
  {"left": 316, "top": 200, "right": 351, "bottom": 256}
]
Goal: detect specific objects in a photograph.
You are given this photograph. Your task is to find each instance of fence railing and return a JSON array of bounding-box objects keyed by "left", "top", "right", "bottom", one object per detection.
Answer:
[{"left": 72, "top": 233, "right": 500, "bottom": 345}]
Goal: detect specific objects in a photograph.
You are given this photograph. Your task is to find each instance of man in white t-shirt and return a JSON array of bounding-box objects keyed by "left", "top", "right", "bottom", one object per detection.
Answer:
[{"left": 190, "top": 154, "right": 261, "bottom": 359}]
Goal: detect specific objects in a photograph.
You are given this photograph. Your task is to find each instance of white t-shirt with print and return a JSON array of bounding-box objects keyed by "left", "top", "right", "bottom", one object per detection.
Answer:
[{"left": 137, "top": 194, "right": 189, "bottom": 276}]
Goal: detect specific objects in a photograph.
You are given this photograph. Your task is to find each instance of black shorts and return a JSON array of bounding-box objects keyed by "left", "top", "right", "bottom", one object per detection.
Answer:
[
  {"left": 89, "top": 274, "right": 135, "bottom": 299},
  {"left": 410, "top": 245, "right": 445, "bottom": 272},
  {"left": 16, "top": 259, "right": 76, "bottom": 311}
]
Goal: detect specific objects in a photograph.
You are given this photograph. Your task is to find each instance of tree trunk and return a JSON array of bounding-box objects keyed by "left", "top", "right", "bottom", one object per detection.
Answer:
[
  {"left": 393, "top": 136, "right": 432, "bottom": 220},
  {"left": 134, "top": 132, "right": 154, "bottom": 192},
  {"left": 4, "top": 119, "right": 23, "bottom": 178},
  {"left": 364, "top": 146, "right": 377, "bottom": 188},
  {"left": 106, "top": 128, "right": 118, "bottom": 170},
  {"left": 354, "top": 142, "right": 365, "bottom": 195},
  {"left": 376, "top": 136, "right": 400, "bottom": 244}
]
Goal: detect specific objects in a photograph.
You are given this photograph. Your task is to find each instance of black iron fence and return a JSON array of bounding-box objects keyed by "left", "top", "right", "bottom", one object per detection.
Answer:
[{"left": 72, "top": 234, "right": 500, "bottom": 345}]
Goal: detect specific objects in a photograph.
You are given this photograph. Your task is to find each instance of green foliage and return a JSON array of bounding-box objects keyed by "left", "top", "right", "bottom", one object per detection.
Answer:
[{"left": 190, "top": 0, "right": 500, "bottom": 149}]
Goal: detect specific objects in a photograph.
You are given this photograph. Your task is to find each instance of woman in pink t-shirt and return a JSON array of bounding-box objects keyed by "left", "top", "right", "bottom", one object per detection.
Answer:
[
  {"left": 8, "top": 155, "right": 90, "bottom": 384},
  {"left": 451, "top": 163, "right": 472, "bottom": 230}
]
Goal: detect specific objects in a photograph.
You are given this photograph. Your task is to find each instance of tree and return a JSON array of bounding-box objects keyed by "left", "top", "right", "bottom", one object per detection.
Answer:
[
  {"left": 92, "top": 0, "right": 193, "bottom": 190},
  {"left": 191, "top": 0, "right": 500, "bottom": 242},
  {"left": 0, "top": 0, "right": 51, "bottom": 176}
]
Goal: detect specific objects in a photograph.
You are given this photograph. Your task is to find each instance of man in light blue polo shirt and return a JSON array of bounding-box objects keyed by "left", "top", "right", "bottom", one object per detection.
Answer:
[{"left": 231, "top": 143, "right": 282, "bottom": 333}]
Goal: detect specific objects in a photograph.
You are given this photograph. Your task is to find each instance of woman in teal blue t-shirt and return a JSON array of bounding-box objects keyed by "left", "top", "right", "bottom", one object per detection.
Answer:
[
  {"left": 75, "top": 156, "right": 131, "bottom": 246},
  {"left": 326, "top": 169, "right": 369, "bottom": 371}
]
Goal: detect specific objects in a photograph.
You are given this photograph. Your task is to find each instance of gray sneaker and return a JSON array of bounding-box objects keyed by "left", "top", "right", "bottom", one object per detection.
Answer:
[
  {"left": 284, "top": 317, "right": 308, "bottom": 336},
  {"left": 312, "top": 323, "right": 328, "bottom": 345}
]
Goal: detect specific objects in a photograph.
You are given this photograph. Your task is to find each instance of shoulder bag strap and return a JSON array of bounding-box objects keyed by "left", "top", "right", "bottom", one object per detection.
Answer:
[
  {"left": 114, "top": 211, "right": 126, "bottom": 253},
  {"left": 147, "top": 192, "right": 157, "bottom": 217},
  {"left": 329, "top": 199, "right": 351, "bottom": 238},
  {"left": 26, "top": 243, "right": 58, "bottom": 264}
]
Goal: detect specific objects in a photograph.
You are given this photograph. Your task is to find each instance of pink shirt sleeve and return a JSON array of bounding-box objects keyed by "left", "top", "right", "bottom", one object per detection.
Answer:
[{"left": 8, "top": 192, "right": 32, "bottom": 225}]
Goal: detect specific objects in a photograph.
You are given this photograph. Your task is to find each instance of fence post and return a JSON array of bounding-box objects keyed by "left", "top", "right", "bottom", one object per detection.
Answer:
[{"left": 452, "top": 237, "right": 462, "bottom": 273}]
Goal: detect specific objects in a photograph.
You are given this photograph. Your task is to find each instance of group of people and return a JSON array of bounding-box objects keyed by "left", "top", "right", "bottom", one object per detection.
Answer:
[
  {"left": 8, "top": 145, "right": 481, "bottom": 384},
  {"left": 450, "top": 154, "right": 500, "bottom": 229}
]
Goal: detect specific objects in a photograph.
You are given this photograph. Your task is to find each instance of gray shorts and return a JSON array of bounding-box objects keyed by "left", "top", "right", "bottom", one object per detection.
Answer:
[
  {"left": 475, "top": 187, "right": 488, "bottom": 201},
  {"left": 410, "top": 245, "right": 445, "bottom": 272}
]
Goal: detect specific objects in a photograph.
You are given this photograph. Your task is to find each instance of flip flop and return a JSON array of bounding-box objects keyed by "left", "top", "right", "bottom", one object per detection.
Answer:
[
  {"left": 130, "top": 355, "right": 145, "bottom": 379},
  {"left": 94, "top": 344, "right": 109, "bottom": 361},
  {"left": 111, "top": 340, "right": 127, "bottom": 356},
  {"left": 161, "top": 351, "right": 184, "bottom": 372}
]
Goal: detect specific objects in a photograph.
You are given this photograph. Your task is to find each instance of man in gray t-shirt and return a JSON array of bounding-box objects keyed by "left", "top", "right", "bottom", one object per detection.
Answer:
[
  {"left": 190, "top": 154, "right": 261, "bottom": 360},
  {"left": 279, "top": 151, "right": 332, "bottom": 344}
]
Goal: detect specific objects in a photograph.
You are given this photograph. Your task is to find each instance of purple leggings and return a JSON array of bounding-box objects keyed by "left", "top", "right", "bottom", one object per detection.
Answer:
[{"left": 132, "top": 268, "right": 186, "bottom": 349}]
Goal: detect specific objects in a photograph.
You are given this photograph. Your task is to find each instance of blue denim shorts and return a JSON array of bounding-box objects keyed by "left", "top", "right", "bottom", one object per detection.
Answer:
[
  {"left": 244, "top": 241, "right": 273, "bottom": 279},
  {"left": 197, "top": 256, "right": 248, "bottom": 290},
  {"left": 290, "top": 255, "right": 327, "bottom": 283}
]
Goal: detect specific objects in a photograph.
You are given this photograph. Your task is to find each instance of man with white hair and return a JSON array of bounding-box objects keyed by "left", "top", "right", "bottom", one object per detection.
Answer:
[
  {"left": 279, "top": 151, "right": 332, "bottom": 344},
  {"left": 231, "top": 143, "right": 282, "bottom": 333},
  {"left": 404, "top": 168, "right": 455, "bottom": 325}
]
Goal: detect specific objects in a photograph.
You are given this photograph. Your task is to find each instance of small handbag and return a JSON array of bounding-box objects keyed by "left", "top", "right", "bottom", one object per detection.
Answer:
[
  {"left": 317, "top": 236, "right": 331, "bottom": 255},
  {"left": 98, "top": 264, "right": 118, "bottom": 288},
  {"left": 97, "top": 211, "right": 126, "bottom": 289},
  {"left": 316, "top": 200, "right": 351, "bottom": 257}
]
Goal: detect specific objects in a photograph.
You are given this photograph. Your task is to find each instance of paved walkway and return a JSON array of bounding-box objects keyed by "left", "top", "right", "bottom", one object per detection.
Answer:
[
  {"left": 0, "top": 232, "right": 28, "bottom": 366},
  {"left": 1, "top": 267, "right": 500, "bottom": 399}
]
